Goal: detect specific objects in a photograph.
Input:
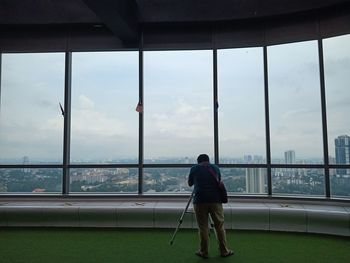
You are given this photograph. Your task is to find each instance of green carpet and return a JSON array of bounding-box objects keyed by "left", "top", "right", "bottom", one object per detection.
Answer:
[{"left": 0, "top": 228, "right": 349, "bottom": 263}]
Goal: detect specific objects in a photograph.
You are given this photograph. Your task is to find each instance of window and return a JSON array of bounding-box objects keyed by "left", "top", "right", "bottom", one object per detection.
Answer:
[
  {"left": 218, "top": 47, "right": 265, "bottom": 164},
  {"left": 143, "top": 168, "right": 191, "bottom": 193},
  {"left": 268, "top": 41, "right": 323, "bottom": 164},
  {"left": 330, "top": 169, "right": 350, "bottom": 198},
  {"left": 324, "top": 34, "right": 350, "bottom": 166},
  {"left": 0, "top": 168, "right": 62, "bottom": 193},
  {"left": 272, "top": 168, "right": 325, "bottom": 196},
  {"left": 0, "top": 53, "right": 65, "bottom": 164},
  {"left": 70, "top": 168, "right": 138, "bottom": 193},
  {"left": 71, "top": 52, "right": 138, "bottom": 164},
  {"left": 0, "top": 38, "right": 349, "bottom": 199},
  {"left": 324, "top": 34, "right": 350, "bottom": 198},
  {"left": 221, "top": 168, "right": 267, "bottom": 194},
  {"left": 144, "top": 51, "right": 213, "bottom": 163}
]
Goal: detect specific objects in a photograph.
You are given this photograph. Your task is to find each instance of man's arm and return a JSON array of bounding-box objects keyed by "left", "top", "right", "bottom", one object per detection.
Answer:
[
  {"left": 188, "top": 167, "right": 194, "bottom": 187},
  {"left": 213, "top": 165, "right": 221, "bottom": 181}
]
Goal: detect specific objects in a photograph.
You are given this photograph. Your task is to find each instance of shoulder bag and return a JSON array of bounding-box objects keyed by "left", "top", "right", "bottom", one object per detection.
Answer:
[{"left": 205, "top": 166, "right": 228, "bottom": 203}]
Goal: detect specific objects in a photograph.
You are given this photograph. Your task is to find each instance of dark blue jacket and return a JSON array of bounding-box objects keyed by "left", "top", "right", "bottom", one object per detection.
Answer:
[{"left": 188, "top": 162, "right": 221, "bottom": 204}]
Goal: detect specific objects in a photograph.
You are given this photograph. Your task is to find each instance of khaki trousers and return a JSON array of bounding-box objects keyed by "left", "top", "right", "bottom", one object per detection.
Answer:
[{"left": 193, "top": 203, "right": 230, "bottom": 256}]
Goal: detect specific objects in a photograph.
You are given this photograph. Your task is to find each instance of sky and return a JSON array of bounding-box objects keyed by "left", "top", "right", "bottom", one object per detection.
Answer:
[
  {"left": 0, "top": 34, "right": 349, "bottom": 164},
  {"left": 144, "top": 50, "right": 214, "bottom": 160}
]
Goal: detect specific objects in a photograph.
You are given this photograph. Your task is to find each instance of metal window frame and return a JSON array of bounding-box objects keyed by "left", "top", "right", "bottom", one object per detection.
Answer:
[
  {"left": 0, "top": 37, "right": 350, "bottom": 201},
  {"left": 263, "top": 46, "right": 273, "bottom": 196},
  {"left": 0, "top": 53, "right": 2, "bottom": 114},
  {"left": 318, "top": 39, "right": 331, "bottom": 198},
  {"left": 138, "top": 30, "right": 144, "bottom": 195},
  {"left": 62, "top": 51, "right": 72, "bottom": 195}
]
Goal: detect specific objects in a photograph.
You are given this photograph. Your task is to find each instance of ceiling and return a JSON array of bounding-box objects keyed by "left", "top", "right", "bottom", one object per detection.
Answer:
[{"left": 1, "top": 0, "right": 350, "bottom": 44}]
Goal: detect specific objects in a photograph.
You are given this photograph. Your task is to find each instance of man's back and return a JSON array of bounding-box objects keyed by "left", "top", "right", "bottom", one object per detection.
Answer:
[{"left": 188, "top": 163, "right": 221, "bottom": 204}]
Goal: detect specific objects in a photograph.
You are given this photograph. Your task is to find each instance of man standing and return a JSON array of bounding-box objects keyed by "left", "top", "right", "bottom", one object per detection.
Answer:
[{"left": 188, "top": 154, "right": 234, "bottom": 258}]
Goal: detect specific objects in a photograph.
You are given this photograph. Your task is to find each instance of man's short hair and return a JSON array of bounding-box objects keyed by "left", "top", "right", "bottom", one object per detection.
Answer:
[{"left": 197, "top": 154, "right": 210, "bottom": 164}]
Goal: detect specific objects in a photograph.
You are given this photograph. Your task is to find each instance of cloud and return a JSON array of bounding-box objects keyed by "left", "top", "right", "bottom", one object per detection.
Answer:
[
  {"left": 143, "top": 98, "right": 214, "bottom": 158},
  {"left": 281, "top": 108, "right": 318, "bottom": 120},
  {"left": 324, "top": 57, "right": 350, "bottom": 76},
  {"left": 71, "top": 94, "right": 129, "bottom": 137},
  {"left": 148, "top": 98, "right": 212, "bottom": 139},
  {"left": 0, "top": 94, "right": 139, "bottom": 161},
  {"left": 78, "top": 95, "right": 95, "bottom": 110}
]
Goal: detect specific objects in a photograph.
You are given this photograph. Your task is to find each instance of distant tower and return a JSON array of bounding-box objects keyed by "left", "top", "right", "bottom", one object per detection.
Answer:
[
  {"left": 22, "top": 156, "right": 30, "bottom": 173},
  {"left": 246, "top": 168, "right": 265, "bottom": 193},
  {"left": 244, "top": 155, "right": 253, "bottom": 163},
  {"left": 284, "top": 150, "right": 296, "bottom": 164},
  {"left": 335, "top": 135, "right": 350, "bottom": 175}
]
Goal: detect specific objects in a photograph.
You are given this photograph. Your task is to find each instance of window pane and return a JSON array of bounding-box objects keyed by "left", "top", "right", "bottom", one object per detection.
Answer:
[
  {"left": 0, "top": 168, "right": 62, "bottom": 193},
  {"left": 323, "top": 34, "right": 350, "bottom": 166},
  {"left": 144, "top": 51, "right": 213, "bottom": 163},
  {"left": 71, "top": 52, "right": 138, "bottom": 164},
  {"left": 143, "top": 168, "right": 191, "bottom": 193},
  {"left": 218, "top": 48, "right": 266, "bottom": 164},
  {"left": 70, "top": 168, "right": 138, "bottom": 193},
  {"left": 330, "top": 169, "right": 350, "bottom": 198},
  {"left": 221, "top": 168, "right": 267, "bottom": 194},
  {"left": 268, "top": 41, "right": 323, "bottom": 164},
  {"left": 272, "top": 168, "right": 325, "bottom": 196},
  {"left": 0, "top": 53, "right": 65, "bottom": 164}
]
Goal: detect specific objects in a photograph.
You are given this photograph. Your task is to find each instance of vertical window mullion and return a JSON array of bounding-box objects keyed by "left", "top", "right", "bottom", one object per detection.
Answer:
[
  {"left": 318, "top": 39, "right": 331, "bottom": 198},
  {"left": 0, "top": 53, "right": 2, "bottom": 112},
  {"left": 263, "top": 46, "right": 272, "bottom": 196},
  {"left": 138, "top": 32, "right": 144, "bottom": 195},
  {"left": 213, "top": 48, "right": 219, "bottom": 165},
  {"left": 63, "top": 51, "right": 72, "bottom": 195}
]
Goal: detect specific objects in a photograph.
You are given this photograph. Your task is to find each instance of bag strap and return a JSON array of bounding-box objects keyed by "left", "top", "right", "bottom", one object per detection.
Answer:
[{"left": 204, "top": 165, "right": 220, "bottom": 185}]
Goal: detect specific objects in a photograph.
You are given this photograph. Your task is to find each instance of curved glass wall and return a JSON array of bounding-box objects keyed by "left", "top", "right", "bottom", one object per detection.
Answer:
[{"left": 0, "top": 34, "right": 350, "bottom": 198}]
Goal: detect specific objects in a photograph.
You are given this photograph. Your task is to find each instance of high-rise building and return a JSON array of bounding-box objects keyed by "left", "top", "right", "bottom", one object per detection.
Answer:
[
  {"left": 22, "top": 156, "right": 30, "bottom": 173},
  {"left": 244, "top": 155, "right": 253, "bottom": 163},
  {"left": 335, "top": 135, "right": 350, "bottom": 175},
  {"left": 246, "top": 168, "right": 265, "bottom": 193},
  {"left": 284, "top": 150, "right": 296, "bottom": 164}
]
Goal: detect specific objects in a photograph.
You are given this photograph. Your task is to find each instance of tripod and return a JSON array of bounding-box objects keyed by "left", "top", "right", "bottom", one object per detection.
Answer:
[
  {"left": 169, "top": 191, "right": 194, "bottom": 245},
  {"left": 169, "top": 191, "right": 215, "bottom": 245}
]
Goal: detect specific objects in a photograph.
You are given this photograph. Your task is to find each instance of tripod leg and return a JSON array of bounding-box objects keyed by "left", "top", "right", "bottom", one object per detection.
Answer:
[
  {"left": 169, "top": 191, "right": 194, "bottom": 245},
  {"left": 208, "top": 214, "right": 215, "bottom": 237}
]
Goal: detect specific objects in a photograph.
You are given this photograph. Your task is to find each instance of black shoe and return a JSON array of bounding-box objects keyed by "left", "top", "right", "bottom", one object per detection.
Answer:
[
  {"left": 221, "top": 250, "right": 234, "bottom": 257},
  {"left": 195, "top": 251, "right": 208, "bottom": 259}
]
